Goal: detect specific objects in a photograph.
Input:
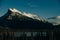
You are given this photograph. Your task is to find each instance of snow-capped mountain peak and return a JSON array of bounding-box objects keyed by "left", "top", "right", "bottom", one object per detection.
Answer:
[
  {"left": 9, "top": 8, "right": 22, "bottom": 13},
  {"left": 1, "top": 8, "right": 47, "bottom": 22},
  {"left": 8, "top": 8, "right": 45, "bottom": 21}
]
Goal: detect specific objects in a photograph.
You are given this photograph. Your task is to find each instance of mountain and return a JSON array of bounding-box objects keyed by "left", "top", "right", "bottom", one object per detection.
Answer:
[
  {"left": 0, "top": 8, "right": 53, "bottom": 30},
  {"left": 48, "top": 16, "right": 60, "bottom": 25},
  {"left": 1, "top": 8, "right": 47, "bottom": 21}
]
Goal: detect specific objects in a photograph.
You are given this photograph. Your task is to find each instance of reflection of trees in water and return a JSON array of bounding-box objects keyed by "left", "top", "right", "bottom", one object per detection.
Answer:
[
  {"left": 14, "top": 32, "right": 49, "bottom": 40},
  {"left": 1, "top": 32, "right": 49, "bottom": 40}
]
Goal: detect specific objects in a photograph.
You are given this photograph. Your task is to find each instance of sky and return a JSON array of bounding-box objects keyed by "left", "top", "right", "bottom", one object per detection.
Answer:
[{"left": 0, "top": 0, "right": 60, "bottom": 18}]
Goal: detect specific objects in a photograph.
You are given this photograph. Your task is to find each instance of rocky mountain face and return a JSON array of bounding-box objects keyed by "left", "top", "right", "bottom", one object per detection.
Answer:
[{"left": 0, "top": 8, "right": 54, "bottom": 30}]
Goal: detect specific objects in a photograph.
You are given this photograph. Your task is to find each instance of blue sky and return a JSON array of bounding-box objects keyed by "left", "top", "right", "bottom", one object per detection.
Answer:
[{"left": 0, "top": 0, "right": 60, "bottom": 18}]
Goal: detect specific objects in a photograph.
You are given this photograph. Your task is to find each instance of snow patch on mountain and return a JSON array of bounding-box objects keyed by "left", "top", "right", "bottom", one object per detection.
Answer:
[
  {"left": 23, "top": 12, "right": 42, "bottom": 21},
  {"left": 9, "top": 8, "right": 22, "bottom": 13}
]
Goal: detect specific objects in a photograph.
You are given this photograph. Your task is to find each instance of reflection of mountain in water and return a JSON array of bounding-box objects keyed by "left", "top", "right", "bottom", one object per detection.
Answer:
[{"left": 0, "top": 8, "right": 54, "bottom": 30}]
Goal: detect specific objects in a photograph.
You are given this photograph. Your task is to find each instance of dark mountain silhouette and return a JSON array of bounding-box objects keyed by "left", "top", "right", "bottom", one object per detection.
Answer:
[{"left": 0, "top": 8, "right": 54, "bottom": 30}]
